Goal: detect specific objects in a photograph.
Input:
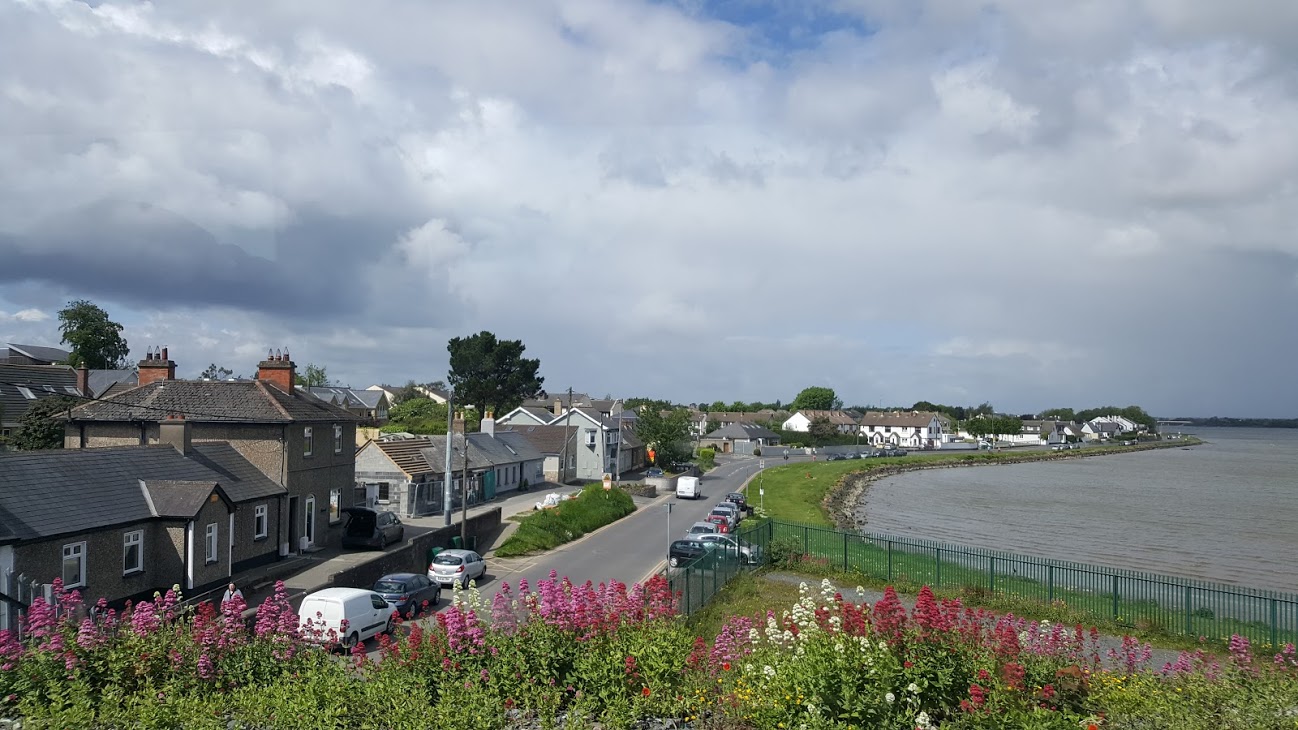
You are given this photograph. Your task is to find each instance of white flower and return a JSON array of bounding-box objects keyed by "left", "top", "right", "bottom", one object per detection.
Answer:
[
  {"left": 908, "top": 683, "right": 919, "bottom": 694},
  {"left": 763, "top": 665, "right": 776, "bottom": 678},
  {"left": 877, "top": 640, "right": 888, "bottom": 650},
  {"left": 885, "top": 692, "right": 895, "bottom": 704},
  {"left": 916, "top": 711, "right": 935, "bottom": 730}
]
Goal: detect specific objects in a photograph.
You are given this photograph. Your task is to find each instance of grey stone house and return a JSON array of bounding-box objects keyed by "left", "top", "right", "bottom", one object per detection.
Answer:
[
  {"left": 62, "top": 349, "right": 360, "bottom": 555},
  {"left": 0, "top": 363, "right": 134, "bottom": 442},
  {"left": 354, "top": 413, "right": 544, "bottom": 517},
  {"left": 544, "top": 406, "right": 646, "bottom": 482},
  {"left": 0, "top": 441, "right": 285, "bottom": 632},
  {"left": 701, "top": 422, "right": 781, "bottom": 455},
  {"left": 496, "top": 424, "right": 579, "bottom": 484}
]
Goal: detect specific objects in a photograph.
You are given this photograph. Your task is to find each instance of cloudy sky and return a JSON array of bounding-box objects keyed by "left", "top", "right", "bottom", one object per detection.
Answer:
[{"left": 2, "top": 0, "right": 1296, "bottom": 417}]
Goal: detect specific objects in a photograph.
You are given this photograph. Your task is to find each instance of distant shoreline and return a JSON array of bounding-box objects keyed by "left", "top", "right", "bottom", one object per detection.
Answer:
[{"left": 823, "top": 438, "right": 1204, "bottom": 532}]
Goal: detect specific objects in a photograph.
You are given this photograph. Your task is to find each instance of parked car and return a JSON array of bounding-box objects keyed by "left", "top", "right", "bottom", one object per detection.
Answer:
[
  {"left": 703, "top": 513, "right": 731, "bottom": 533},
  {"left": 669, "top": 537, "right": 742, "bottom": 566},
  {"left": 708, "top": 505, "right": 737, "bottom": 530},
  {"left": 428, "top": 549, "right": 487, "bottom": 589},
  {"left": 645, "top": 467, "right": 664, "bottom": 478},
  {"left": 712, "top": 502, "right": 742, "bottom": 526},
  {"left": 371, "top": 573, "right": 441, "bottom": 619},
  {"left": 724, "top": 492, "right": 752, "bottom": 514},
  {"left": 826, "top": 453, "right": 847, "bottom": 461},
  {"left": 685, "top": 521, "right": 719, "bottom": 538},
  {"left": 341, "top": 508, "right": 404, "bottom": 550},
  {"left": 676, "top": 475, "right": 701, "bottom": 499},
  {"left": 297, "top": 587, "right": 396, "bottom": 649},
  {"left": 697, "top": 533, "right": 763, "bottom": 564}
]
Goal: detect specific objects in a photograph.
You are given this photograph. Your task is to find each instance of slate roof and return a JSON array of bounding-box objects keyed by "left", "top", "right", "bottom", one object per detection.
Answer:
[
  {"left": 857, "top": 411, "right": 940, "bottom": 428},
  {"left": 6, "top": 343, "right": 71, "bottom": 364},
  {"left": 308, "top": 386, "right": 386, "bottom": 411},
  {"left": 88, "top": 369, "right": 137, "bottom": 398},
  {"left": 497, "top": 424, "right": 578, "bottom": 455},
  {"left": 0, "top": 445, "right": 281, "bottom": 542},
  {"left": 141, "top": 480, "right": 234, "bottom": 519},
  {"left": 524, "top": 392, "right": 591, "bottom": 409},
  {"left": 492, "top": 431, "right": 546, "bottom": 462},
  {"left": 703, "top": 422, "right": 781, "bottom": 440},
  {"left": 794, "top": 410, "right": 860, "bottom": 426},
  {"left": 185, "top": 443, "right": 286, "bottom": 502},
  {"left": 0, "top": 364, "right": 81, "bottom": 427},
  {"left": 69, "top": 380, "right": 360, "bottom": 424},
  {"left": 515, "top": 406, "right": 557, "bottom": 423}
]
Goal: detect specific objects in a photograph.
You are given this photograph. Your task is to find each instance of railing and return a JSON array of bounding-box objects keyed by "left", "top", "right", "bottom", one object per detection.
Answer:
[
  {"left": 666, "top": 521, "right": 772, "bottom": 615},
  {"left": 770, "top": 520, "right": 1298, "bottom": 647}
]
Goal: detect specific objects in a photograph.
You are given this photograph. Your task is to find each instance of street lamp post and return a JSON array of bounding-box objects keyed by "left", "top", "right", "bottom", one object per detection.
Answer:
[{"left": 610, "top": 398, "right": 624, "bottom": 482}]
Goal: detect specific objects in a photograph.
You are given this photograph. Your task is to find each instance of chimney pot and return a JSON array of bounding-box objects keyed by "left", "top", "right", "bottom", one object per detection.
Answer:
[{"left": 161, "top": 347, "right": 168, "bottom": 361}]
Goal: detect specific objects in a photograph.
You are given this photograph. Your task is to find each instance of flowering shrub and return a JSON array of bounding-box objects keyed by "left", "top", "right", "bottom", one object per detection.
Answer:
[{"left": 1, "top": 575, "right": 1295, "bottom": 728}]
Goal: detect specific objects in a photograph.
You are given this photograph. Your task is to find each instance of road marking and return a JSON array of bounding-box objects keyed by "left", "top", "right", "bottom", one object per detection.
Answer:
[{"left": 642, "top": 559, "right": 667, "bottom": 585}]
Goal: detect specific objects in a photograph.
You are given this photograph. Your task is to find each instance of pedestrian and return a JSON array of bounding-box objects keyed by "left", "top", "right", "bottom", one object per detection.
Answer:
[{"left": 221, "top": 582, "right": 243, "bottom": 609}]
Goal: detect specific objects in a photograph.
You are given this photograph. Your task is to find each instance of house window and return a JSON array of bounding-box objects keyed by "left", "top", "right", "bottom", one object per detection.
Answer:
[
  {"left": 205, "top": 523, "right": 218, "bottom": 564},
  {"left": 303, "top": 427, "right": 314, "bottom": 457},
  {"left": 377, "top": 482, "right": 391, "bottom": 503},
  {"left": 62, "top": 542, "right": 86, "bottom": 588},
  {"left": 334, "top": 424, "right": 343, "bottom": 454},
  {"left": 254, "top": 504, "right": 268, "bottom": 539},
  {"left": 123, "top": 530, "right": 143, "bottom": 575},
  {"left": 16, "top": 386, "right": 36, "bottom": 399},
  {"left": 329, "top": 488, "right": 341, "bottom": 523}
]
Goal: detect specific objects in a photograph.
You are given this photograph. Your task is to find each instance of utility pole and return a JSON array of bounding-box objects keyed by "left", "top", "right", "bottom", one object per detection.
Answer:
[
  {"left": 461, "top": 431, "right": 470, "bottom": 546},
  {"left": 557, "top": 386, "right": 574, "bottom": 484},
  {"left": 443, "top": 389, "right": 454, "bottom": 527}
]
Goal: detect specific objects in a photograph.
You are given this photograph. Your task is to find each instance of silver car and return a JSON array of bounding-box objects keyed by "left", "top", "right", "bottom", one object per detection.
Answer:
[
  {"left": 428, "top": 549, "right": 487, "bottom": 589},
  {"left": 684, "top": 521, "right": 719, "bottom": 538},
  {"left": 712, "top": 502, "right": 742, "bottom": 525},
  {"left": 697, "top": 533, "right": 762, "bottom": 564}
]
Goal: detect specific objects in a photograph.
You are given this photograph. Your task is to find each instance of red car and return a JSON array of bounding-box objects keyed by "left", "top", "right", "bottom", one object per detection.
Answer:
[{"left": 704, "top": 514, "right": 730, "bottom": 533}]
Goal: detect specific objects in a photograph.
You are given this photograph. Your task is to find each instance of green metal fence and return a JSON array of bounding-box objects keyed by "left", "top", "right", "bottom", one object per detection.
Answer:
[
  {"left": 769, "top": 520, "right": 1298, "bottom": 647},
  {"left": 666, "top": 521, "right": 771, "bottom": 615}
]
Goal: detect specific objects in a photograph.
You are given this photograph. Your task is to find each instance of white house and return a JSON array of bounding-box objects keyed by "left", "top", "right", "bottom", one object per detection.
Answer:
[
  {"left": 858, "top": 411, "right": 944, "bottom": 448},
  {"left": 782, "top": 410, "right": 858, "bottom": 434},
  {"left": 1088, "top": 415, "right": 1142, "bottom": 433}
]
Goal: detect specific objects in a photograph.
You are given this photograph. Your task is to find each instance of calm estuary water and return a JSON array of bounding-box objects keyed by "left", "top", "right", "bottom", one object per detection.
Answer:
[{"left": 857, "top": 428, "right": 1298, "bottom": 593}]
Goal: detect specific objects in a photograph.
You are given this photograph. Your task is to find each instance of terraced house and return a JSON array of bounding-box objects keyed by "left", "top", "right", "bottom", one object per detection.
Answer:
[{"left": 63, "top": 349, "right": 360, "bottom": 558}]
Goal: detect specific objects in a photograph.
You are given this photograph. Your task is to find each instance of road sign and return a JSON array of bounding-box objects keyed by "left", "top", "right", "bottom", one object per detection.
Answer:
[
  {"left": 602, "top": 473, "right": 612, "bottom": 491},
  {"left": 759, "top": 488, "right": 764, "bottom": 496},
  {"left": 759, "top": 459, "right": 764, "bottom": 468}
]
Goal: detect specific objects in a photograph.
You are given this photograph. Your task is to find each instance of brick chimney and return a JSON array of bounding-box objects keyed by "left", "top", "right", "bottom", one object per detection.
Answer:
[
  {"left": 553, "top": 399, "right": 563, "bottom": 417},
  {"left": 159, "top": 413, "right": 192, "bottom": 455},
  {"left": 256, "top": 348, "right": 296, "bottom": 394},
  {"left": 480, "top": 410, "right": 495, "bottom": 438},
  {"left": 452, "top": 410, "right": 466, "bottom": 435},
  {"left": 75, "top": 364, "right": 91, "bottom": 397},
  {"left": 138, "top": 346, "right": 177, "bottom": 386}
]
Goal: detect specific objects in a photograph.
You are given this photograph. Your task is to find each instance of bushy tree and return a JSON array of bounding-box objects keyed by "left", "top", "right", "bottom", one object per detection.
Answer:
[
  {"left": 11, "top": 396, "right": 78, "bottom": 450},
  {"left": 808, "top": 416, "right": 838, "bottom": 444},
  {"left": 58, "top": 299, "right": 130, "bottom": 369},
  {"left": 200, "top": 363, "right": 237, "bottom": 380},
  {"left": 791, "top": 386, "right": 841, "bottom": 411},
  {"left": 1039, "top": 407, "right": 1077, "bottom": 422},
  {"left": 635, "top": 408, "right": 693, "bottom": 466},
  {"left": 447, "top": 331, "right": 544, "bottom": 415},
  {"left": 294, "top": 363, "right": 330, "bottom": 387}
]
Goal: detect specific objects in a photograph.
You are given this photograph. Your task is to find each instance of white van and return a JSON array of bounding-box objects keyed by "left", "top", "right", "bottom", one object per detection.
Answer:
[
  {"left": 297, "top": 587, "right": 397, "bottom": 649},
  {"left": 676, "top": 475, "right": 700, "bottom": 499}
]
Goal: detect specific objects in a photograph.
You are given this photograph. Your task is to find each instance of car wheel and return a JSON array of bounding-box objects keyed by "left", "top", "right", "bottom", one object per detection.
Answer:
[
  {"left": 669, "top": 556, "right": 679, "bottom": 567},
  {"left": 378, "top": 533, "right": 387, "bottom": 549},
  {"left": 342, "top": 632, "right": 360, "bottom": 650},
  {"left": 385, "top": 616, "right": 395, "bottom": 635}
]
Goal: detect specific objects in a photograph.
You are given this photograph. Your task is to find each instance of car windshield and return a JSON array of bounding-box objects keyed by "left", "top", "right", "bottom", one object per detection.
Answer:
[
  {"left": 432, "top": 555, "right": 464, "bottom": 566},
  {"left": 373, "top": 580, "right": 406, "bottom": 593}
]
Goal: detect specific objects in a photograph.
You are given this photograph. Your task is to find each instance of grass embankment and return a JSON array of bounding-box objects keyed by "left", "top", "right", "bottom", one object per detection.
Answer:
[{"left": 493, "top": 484, "right": 636, "bottom": 557}]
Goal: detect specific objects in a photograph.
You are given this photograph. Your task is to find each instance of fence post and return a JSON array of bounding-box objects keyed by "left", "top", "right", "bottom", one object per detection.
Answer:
[
  {"left": 989, "top": 557, "right": 995, "bottom": 592},
  {"left": 1270, "top": 598, "right": 1278, "bottom": 648},
  {"left": 886, "top": 540, "right": 893, "bottom": 580},
  {"left": 803, "top": 525, "right": 809, "bottom": 555},
  {"left": 1184, "top": 585, "right": 1192, "bottom": 636},
  {"left": 684, "top": 570, "right": 691, "bottom": 615},
  {"left": 1047, "top": 565, "right": 1054, "bottom": 603},
  {"left": 935, "top": 547, "right": 942, "bottom": 587},
  {"left": 1111, "top": 575, "right": 1120, "bottom": 620},
  {"left": 843, "top": 533, "right": 849, "bottom": 572}
]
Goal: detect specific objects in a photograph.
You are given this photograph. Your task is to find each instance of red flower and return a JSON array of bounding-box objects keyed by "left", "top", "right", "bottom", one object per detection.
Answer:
[
  {"left": 722, "top": 662, "right": 731, "bottom": 671},
  {"left": 904, "top": 660, "right": 913, "bottom": 668},
  {"left": 642, "top": 687, "right": 651, "bottom": 697}
]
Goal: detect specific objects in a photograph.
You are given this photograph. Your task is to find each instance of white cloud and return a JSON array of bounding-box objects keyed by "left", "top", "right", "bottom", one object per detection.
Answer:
[{"left": 0, "top": 308, "right": 50, "bottom": 323}]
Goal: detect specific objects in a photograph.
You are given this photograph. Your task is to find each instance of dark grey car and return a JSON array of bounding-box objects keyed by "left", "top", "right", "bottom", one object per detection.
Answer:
[
  {"left": 341, "top": 508, "right": 405, "bottom": 549},
  {"left": 372, "top": 573, "right": 441, "bottom": 618}
]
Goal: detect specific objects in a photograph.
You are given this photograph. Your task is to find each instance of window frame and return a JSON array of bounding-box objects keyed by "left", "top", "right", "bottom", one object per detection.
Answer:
[
  {"left": 334, "top": 424, "right": 343, "bottom": 454},
  {"left": 205, "top": 523, "right": 219, "bottom": 564},
  {"left": 254, "top": 504, "right": 269, "bottom": 540},
  {"left": 123, "top": 530, "right": 144, "bottom": 575},
  {"left": 376, "top": 482, "right": 391, "bottom": 503},
  {"left": 329, "top": 488, "right": 342, "bottom": 524},
  {"left": 303, "top": 426, "right": 314, "bottom": 457},
  {"left": 61, "top": 541, "right": 87, "bottom": 589}
]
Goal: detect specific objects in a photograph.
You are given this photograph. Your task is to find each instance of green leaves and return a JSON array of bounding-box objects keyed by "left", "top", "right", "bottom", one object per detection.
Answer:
[
  {"left": 791, "top": 386, "right": 841, "bottom": 412},
  {"left": 57, "top": 299, "right": 130, "bottom": 369},
  {"left": 10, "top": 395, "right": 78, "bottom": 450},
  {"left": 634, "top": 408, "right": 693, "bottom": 466},
  {"left": 446, "top": 331, "right": 543, "bottom": 416}
]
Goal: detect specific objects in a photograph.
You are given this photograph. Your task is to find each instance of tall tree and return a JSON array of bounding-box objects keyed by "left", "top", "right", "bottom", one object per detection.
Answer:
[
  {"left": 382, "top": 397, "right": 450, "bottom": 435},
  {"left": 446, "top": 331, "right": 544, "bottom": 415},
  {"left": 11, "top": 396, "right": 79, "bottom": 450},
  {"left": 295, "top": 364, "right": 330, "bottom": 387},
  {"left": 791, "top": 386, "right": 841, "bottom": 411},
  {"left": 807, "top": 416, "right": 838, "bottom": 444},
  {"left": 200, "top": 363, "right": 237, "bottom": 380},
  {"left": 634, "top": 408, "right": 693, "bottom": 466},
  {"left": 58, "top": 300, "right": 130, "bottom": 369},
  {"left": 1039, "top": 407, "right": 1077, "bottom": 422}
]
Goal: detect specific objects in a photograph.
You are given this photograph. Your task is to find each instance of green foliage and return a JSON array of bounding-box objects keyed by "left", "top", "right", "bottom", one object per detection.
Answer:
[
  {"left": 964, "top": 415, "right": 1024, "bottom": 443},
  {"left": 808, "top": 416, "right": 838, "bottom": 444},
  {"left": 382, "top": 397, "right": 449, "bottom": 434},
  {"left": 494, "top": 484, "right": 636, "bottom": 557},
  {"left": 446, "top": 330, "right": 544, "bottom": 415},
  {"left": 696, "top": 447, "right": 716, "bottom": 471},
  {"left": 791, "top": 386, "right": 841, "bottom": 411},
  {"left": 293, "top": 363, "right": 330, "bottom": 387},
  {"left": 10, "top": 395, "right": 78, "bottom": 450},
  {"left": 1038, "top": 407, "right": 1077, "bottom": 422},
  {"left": 634, "top": 408, "right": 693, "bottom": 466},
  {"left": 624, "top": 397, "right": 676, "bottom": 413},
  {"left": 766, "top": 535, "right": 805, "bottom": 567},
  {"left": 57, "top": 299, "right": 130, "bottom": 369},
  {"left": 198, "top": 363, "right": 236, "bottom": 380}
]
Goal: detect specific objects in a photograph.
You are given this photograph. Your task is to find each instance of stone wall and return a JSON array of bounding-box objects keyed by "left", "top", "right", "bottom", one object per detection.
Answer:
[{"left": 325, "top": 508, "right": 502, "bottom": 591}]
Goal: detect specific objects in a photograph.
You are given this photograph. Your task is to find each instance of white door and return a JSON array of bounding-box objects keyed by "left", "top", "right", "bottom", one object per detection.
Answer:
[{"left": 304, "top": 496, "right": 316, "bottom": 547}]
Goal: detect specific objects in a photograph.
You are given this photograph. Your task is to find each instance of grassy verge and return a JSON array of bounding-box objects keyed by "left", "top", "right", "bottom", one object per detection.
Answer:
[
  {"left": 751, "top": 437, "right": 1204, "bottom": 528},
  {"left": 493, "top": 484, "right": 636, "bottom": 557}
]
